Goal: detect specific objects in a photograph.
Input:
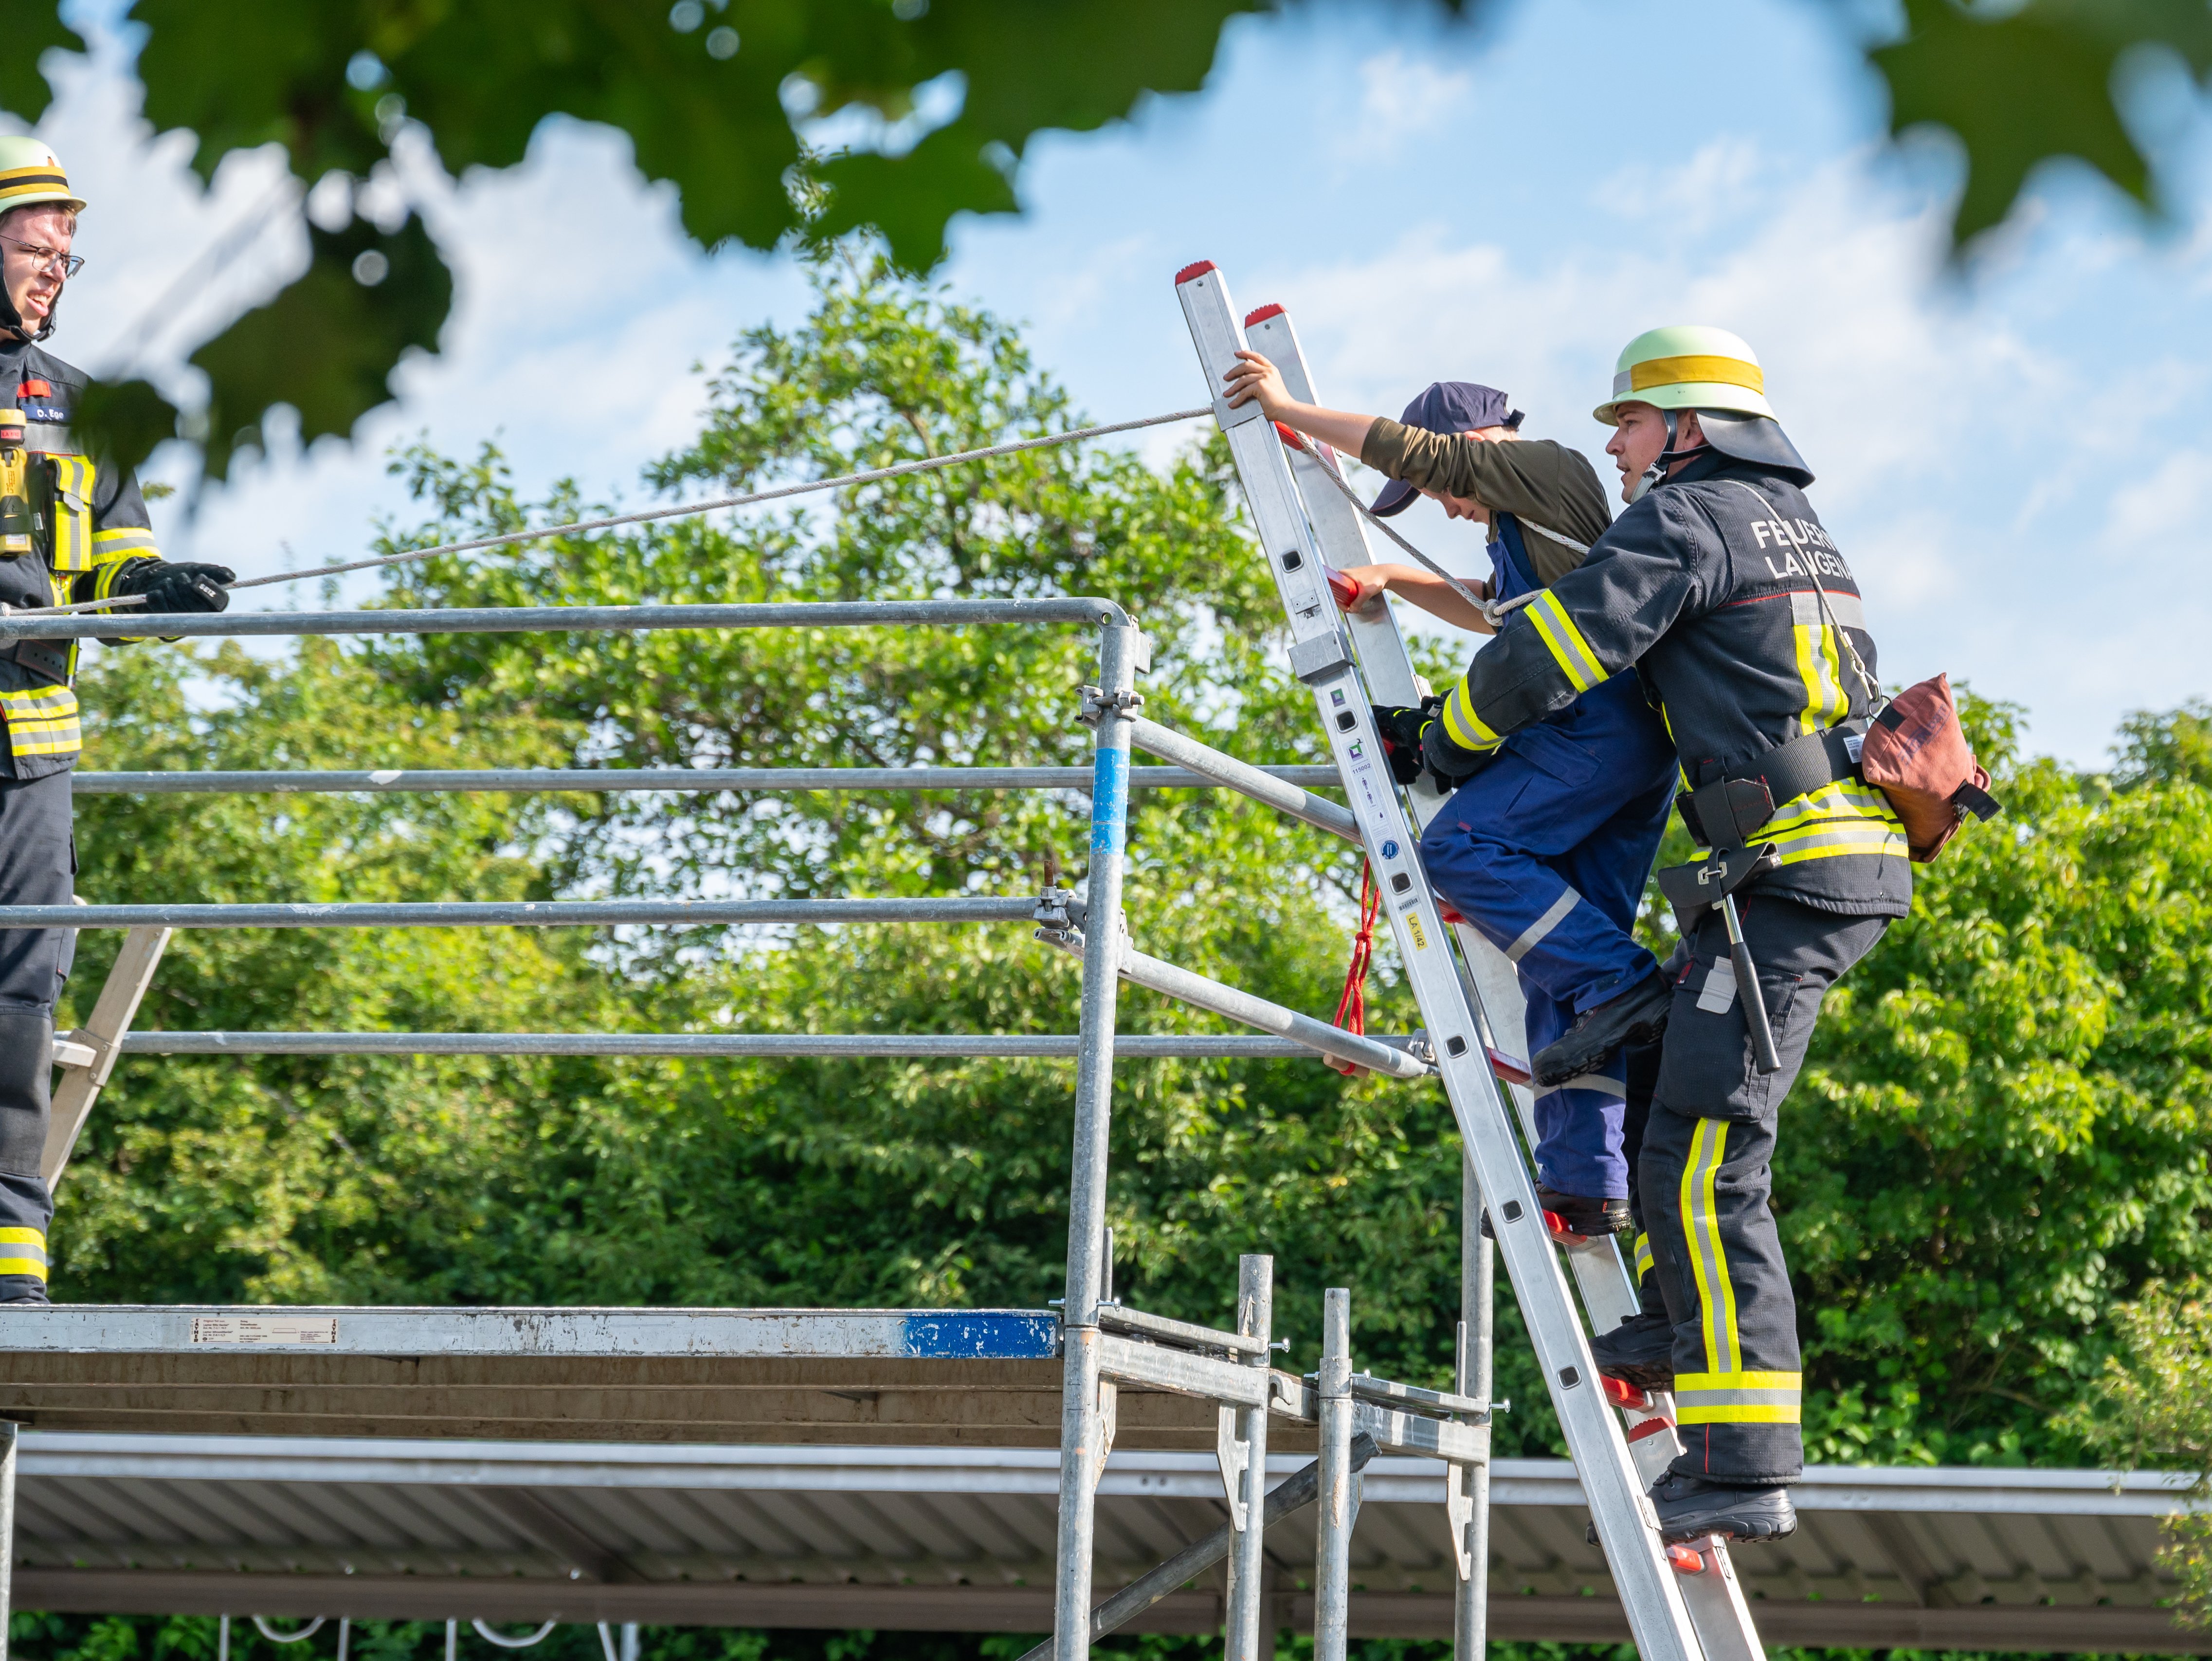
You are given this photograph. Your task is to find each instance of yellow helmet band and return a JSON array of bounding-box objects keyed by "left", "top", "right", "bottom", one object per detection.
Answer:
[{"left": 1617, "top": 354, "right": 1765, "bottom": 398}]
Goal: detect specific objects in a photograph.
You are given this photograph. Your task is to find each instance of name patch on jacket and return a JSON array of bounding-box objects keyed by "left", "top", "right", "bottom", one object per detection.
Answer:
[{"left": 1746, "top": 512, "right": 1851, "bottom": 584}]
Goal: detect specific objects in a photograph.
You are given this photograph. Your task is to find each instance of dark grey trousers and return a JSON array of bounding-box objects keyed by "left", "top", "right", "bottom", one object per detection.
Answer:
[
  {"left": 1640, "top": 891, "right": 1887, "bottom": 1485},
  {"left": 0, "top": 768, "right": 73, "bottom": 1298}
]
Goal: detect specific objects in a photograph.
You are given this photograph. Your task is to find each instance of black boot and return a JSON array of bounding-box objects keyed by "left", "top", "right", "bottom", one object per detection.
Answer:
[
  {"left": 1649, "top": 1471, "right": 1796, "bottom": 1543},
  {"left": 1589, "top": 1309, "right": 1674, "bottom": 1390},
  {"left": 1536, "top": 1186, "right": 1631, "bottom": 1238},
  {"left": 1531, "top": 971, "right": 1674, "bottom": 1087}
]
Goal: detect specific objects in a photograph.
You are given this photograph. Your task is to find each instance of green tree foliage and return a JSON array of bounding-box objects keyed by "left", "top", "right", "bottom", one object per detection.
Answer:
[
  {"left": 7, "top": 1, "right": 2209, "bottom": 476},
  {"left": 2070, "top": 1279, "right": 2212, "bottom": 1624}
]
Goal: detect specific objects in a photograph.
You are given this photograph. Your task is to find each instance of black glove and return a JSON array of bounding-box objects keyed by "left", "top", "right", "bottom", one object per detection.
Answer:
[
  {"left": 123, "top": 561, "right": 235, "bottom": 614},
  {"left": 1372, "top": 699, "right": 1442, "bottom": 787}
]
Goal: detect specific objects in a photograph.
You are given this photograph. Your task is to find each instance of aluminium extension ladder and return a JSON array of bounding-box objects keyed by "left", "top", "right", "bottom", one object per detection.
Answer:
[{"left": 1176, "top": 262, "right": 1766, "bottom": 1661}]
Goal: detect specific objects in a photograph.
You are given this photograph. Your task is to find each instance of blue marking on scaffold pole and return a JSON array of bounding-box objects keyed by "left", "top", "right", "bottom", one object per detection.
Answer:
[
  {"left": 1089, "top": 746, "right": 1128, "bottom": 855},
  {"left": 900, "top": 1310, "right": 1060, "bottom": 1359}
]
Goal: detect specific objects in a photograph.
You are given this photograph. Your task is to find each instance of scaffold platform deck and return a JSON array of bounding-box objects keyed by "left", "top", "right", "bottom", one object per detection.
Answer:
[{"left": 0, "top": 1308, "right": 1309, "bottom": 1453}]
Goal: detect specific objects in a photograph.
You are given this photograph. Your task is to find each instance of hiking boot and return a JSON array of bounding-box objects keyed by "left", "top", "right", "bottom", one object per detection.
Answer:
[
  {"left": 1589, "top": 1310, "right": 1675, "bottom": 1392},
  {"left": 1649, "top": 1472, "right": 1797, "bottom": 1544},
  {"left": 1536, "top": 1187, "right": 1632, "bottom": 1239},
  {"left": 1531, "top": 971, "right": 1674, "bottom": 1087}
]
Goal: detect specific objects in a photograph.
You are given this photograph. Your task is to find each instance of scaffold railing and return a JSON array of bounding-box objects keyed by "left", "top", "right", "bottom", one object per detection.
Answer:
[{"left": 2, "top": 517, "right": 1503, "bottom": 1661}]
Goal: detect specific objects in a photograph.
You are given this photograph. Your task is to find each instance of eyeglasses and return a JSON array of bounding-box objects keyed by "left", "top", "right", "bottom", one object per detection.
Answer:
[{"left": 0, "top": 236, "right": 82, "bottom": 279}]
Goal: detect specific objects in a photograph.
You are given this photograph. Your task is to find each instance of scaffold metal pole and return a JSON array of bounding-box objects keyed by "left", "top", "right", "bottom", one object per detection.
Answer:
[
  {"left": 0, "top": 1420, "right": 16, "bottom": 1661},
  {"left": 115, "top": 1032, "right": 1425, "bottom": 1060},
  {"left": 1223, "top": 1254, "right": 1276, "bottom": 1661},
  {"left": 1052, "top": 619, "right": 1142, "bottom": 1661},
  {"left": 72, "top": 763, "right": 1344, "bottom": 796},
  {"left": 1314, "top": 1287, "right": 1355, "bottom": 1661},
  {"left": 0, "top": 897, "right": 1040, "bottom": 931},
  {"left": 1457, "top": 1157, "right": 1495, "bottom": 1661},
  {"left": 0, "top": 598, "right": 1127, "bottom": 644}
]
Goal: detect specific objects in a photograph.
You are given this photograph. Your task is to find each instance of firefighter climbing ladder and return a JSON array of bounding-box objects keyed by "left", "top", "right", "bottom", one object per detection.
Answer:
[{"left": 1178, "top": 259, "right": 1768, "bottom": 1661}]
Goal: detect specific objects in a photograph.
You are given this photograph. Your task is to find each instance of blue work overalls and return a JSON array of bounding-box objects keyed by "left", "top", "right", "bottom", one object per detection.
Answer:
[{"left": 1416, "top": 515, "right": 1679, "bottom": 1199}]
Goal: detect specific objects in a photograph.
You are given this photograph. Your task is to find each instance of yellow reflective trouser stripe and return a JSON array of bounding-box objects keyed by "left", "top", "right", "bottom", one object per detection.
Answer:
[
  {"left": 1441, "top": 680, "right": 1503, "bottom": 752},
  {"left": 1524, "top": 590, "right": 1606, "bottom": 693},
  {"left": 1634, "top": 1231, "right": 1653, "bottom": 1282},
  {"left": 1675, "top": 1369, "right": 1801, "bottom": 1425},
  {"left": 1681, "top": 1117, "right": 1739, "bottom": 1376},
  {"left": 0, "top": 683, "right": 81, "bottom": 758},
  {"left": 0, "top": 1226, "right": 49, "bottom": 1281}
]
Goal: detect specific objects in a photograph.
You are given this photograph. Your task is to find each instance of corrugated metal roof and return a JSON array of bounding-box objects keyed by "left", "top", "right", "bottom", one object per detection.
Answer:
[{"left": 14, "top": 1436, "right": 2207, "bottom": 1654}]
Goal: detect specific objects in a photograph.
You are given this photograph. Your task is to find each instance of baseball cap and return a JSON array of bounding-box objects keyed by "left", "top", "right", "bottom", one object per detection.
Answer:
[{"left": 1370, "top": 381, "right": 1524, "bottom": 518}]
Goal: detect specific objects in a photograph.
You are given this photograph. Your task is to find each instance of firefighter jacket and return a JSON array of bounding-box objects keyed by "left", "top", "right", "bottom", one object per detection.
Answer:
[
  {"left": 0, "top": 338, "right": 164, "bottom": 782},
  {"left": 1422, "top": 450, "right": 1912, "bottom": 918}
]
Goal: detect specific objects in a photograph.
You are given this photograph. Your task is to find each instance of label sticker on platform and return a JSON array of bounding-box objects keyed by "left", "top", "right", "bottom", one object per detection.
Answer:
[{"left": 190, "top": 1315, "right": 339, "bottom": 1346}]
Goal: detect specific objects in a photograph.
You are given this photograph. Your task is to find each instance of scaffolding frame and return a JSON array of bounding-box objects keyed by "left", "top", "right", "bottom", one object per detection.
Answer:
[{"left": 0, "top": 598, "right": 1499, "bottom": 1661}]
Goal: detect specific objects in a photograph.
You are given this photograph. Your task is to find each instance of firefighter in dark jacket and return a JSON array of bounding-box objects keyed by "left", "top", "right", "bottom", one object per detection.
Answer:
[
  {"left": 0, "top": 139, "right": 232, "bottom": 1302},
  {"left": 1225, "top": 325, "right": 1905, "bottom": 1544}
]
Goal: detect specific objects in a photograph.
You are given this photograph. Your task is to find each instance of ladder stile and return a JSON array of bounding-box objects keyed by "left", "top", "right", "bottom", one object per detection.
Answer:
[{"left": 1176, "top": 262, "right": 1710, "bottom": 1661}]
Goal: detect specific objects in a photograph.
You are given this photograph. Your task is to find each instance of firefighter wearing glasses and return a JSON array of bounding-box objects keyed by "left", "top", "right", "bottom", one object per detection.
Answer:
[
  {"left": 0, "top": 138, "right": 233, "bottom": 1303},
  {"left": 1224, "top": 325, "right": 1905, "bottom": 1544}
]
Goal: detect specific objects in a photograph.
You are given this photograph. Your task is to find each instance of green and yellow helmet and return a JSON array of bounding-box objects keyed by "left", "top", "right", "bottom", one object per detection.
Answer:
[
  {"left": 1596, "top": 323, "right": 1812, "bottom": 487},
  {"left": 0, "top": 137, "right": 86, "bottom": 219},
  {"left": 1593, "top": 325, "right": 1771, "bottom": 426}
]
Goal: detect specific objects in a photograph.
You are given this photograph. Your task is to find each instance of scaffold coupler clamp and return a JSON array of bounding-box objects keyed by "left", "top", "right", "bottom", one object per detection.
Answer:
[
  {"left": 1033, "top": 885, "right": 1084, "bottom": 948},
  {"left": 1076, "top": 684, "right": 1145, "bottom": 727}
]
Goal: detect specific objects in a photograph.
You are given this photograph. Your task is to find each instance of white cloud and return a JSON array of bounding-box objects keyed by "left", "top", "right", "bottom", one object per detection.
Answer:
[{"left": 1355, "top": 50, "right": 1475, "bottom": 152}]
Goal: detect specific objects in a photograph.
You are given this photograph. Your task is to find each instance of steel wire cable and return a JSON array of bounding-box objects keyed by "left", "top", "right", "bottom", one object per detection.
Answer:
[{"left": 31, "top": 405, "right": 1212, "bottom": 616}]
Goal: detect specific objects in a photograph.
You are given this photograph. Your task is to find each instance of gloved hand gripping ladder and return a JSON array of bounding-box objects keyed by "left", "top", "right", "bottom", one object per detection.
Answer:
[{"left": 1174, "top": 260, "right": 1724, "bottom": 1661}]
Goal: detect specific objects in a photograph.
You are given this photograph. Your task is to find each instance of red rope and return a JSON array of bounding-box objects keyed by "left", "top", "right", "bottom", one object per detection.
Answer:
[{"left": 1327, "top": 861, "right": 1382, "bottom": 1077}]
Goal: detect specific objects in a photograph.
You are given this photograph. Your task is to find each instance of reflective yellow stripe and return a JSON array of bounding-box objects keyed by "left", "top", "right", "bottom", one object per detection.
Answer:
[
  {"left": 1681, "top": 1118, "right": 1738, "bottom": 1377},
  {"left": 1441, "top": 680, "right": 1502, "bottom": 752},
  {"left": 1764, "top": 782, "right": 1907, "bottom": 865},
  {"left": 1792, "top": 621, "right": 1848, "bottom": 736},
  {"left": 92, "top": 525, "right": 157, "bottom": 555},
  {"left": 1523, "top": 591, "right": 1606, "bottom": 693},
  {"left": 1676, "top": 1369, "right": 1802, "bottom": 1425},
  {"left": 1629, "top": 354, "right": 1763, "bottom": 394},
  {"left": 0, "top": 1226, "right": 49, "bottom": 1281},
  {"left": 0, "top": 683, "right": 81, "bottom": 758},
  {"left": 1633, "top": 1231, "right": 1653, "bottom": 1282},
  {"left": 46, "top": 455, "right": 96, "bottom": 572}
]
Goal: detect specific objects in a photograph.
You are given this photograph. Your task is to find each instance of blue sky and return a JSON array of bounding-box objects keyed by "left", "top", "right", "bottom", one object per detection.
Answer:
[{"left": 21, "top": 0, "right": 2212, "bottom": 765}]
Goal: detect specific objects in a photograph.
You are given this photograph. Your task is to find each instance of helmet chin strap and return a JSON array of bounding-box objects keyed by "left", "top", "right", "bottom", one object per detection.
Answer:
[{"left": 1627, "top": 408, "right": 1704, "bottom": 503}]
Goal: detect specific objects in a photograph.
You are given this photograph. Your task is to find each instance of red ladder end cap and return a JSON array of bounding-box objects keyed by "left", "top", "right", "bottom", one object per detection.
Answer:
[
  {"left": 1667, "top": 1544, "right": 1707, "bottom": 1575},
  {"left": 1626, "top": 1415, "right": 1676, "bottom": 1443},
  {"left": 1272, "top": 420, "right": 1305, "bottom": 451},
  {"left": 1174, "top": 260, "right": 1217, "bottom": 284},
  {"left": 1244, "top": 303, "right": 1285, "bottom": 326},
  {"left": 1542, "top": 1210, "right": 1588, "bottom": 1245},
  {"left": 1324, "top": 566, "right": 1358, "bottom": 610},
  {"left": 1601, "top": 1375, "right": 1652, "bottom": 1411}
]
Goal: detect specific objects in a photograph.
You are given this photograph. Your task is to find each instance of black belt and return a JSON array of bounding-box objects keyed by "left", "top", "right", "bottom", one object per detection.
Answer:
[{"left": 1676, "top": 724, "right": 1862, "bottom": 851}]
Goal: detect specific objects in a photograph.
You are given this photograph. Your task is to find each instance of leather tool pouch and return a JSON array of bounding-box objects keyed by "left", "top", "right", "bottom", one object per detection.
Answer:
[{"left": 1859, "top": 673, "right": 2002, "bottom": 862}]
